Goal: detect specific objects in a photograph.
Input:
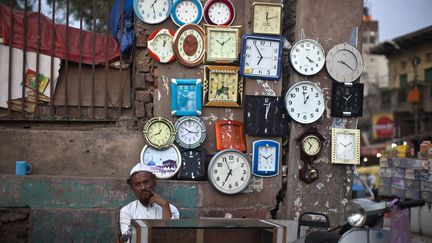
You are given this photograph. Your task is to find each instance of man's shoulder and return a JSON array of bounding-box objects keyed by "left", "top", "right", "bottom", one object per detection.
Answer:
[{"left": 120, "top": 200, "right": 139, "bottom": 212}]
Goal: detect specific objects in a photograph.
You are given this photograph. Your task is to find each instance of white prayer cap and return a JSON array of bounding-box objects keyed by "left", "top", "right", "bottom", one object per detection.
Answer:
[{"left": 129, "top": 162, "right": 154, "bottom": 176}]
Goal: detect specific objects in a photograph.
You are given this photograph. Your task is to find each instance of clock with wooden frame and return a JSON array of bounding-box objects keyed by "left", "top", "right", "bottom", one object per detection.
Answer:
[
  {"left": 171, "top": 79, "right": 202, "bottom": 116},
  {"left": 296, "top": 126, "right": 325, "bottom": 163},
  {"left": 177, "top": 148, "right": 207, "bottom": 181},
  {"left": 203, "top": 65, "right": 243, "bottom": 107},
  {"left": 215, "top": 120, "right": 247, "bottom": 152},
  {"left": 331, "top": 81, "right": 364, "bottom": 117},
  {"left": 252, "top": 140, "right": 280, "bottom": 177},
  {"left": 244, "top": 95, "right": 289, "bottom": 136},
  {"left": 204, "top": 25, "right": 241, "bottom": 64},
  {"left": 172, "top": 24, "right": 205, "bottom": 67}
]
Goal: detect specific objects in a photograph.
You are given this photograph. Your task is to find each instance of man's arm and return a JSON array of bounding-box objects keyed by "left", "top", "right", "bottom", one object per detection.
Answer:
[{"left": 148, "top": 189, "right": 172, "bottom": 220}]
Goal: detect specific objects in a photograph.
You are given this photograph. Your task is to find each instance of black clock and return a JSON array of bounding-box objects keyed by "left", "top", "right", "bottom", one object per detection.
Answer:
[
  {"left": 244, "top": 95, "right": 289, "bottom": 136},
  {"left": 177, "top": 148, "right": 207, "bottom": 181},
  {"left": 331, "top": 81, "right": 364, "bottom": 117}
]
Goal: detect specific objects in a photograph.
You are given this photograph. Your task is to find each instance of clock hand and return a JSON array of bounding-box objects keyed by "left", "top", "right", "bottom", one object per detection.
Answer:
[
  {"left": 185, "top": 128, "right": 199, "bottom": 134},
  {"left": 306, "top": 56, "right": 316, "bottom": 64},
  {"left": 304, "top": 94, "right": 310, "bottom": 104},
  {"left": 308, "top": 141, "right": 313, "bottom": 150},
  {"left": 337, "top": 60, "right": 354, "bottom": 71},
  {"left": 216, "top": 40, "right": 224, "bottom": 45},
  {"left": 267, "top": 15, "right": 277, "bottom": 20},
  {"left": 254, "top": 41, "right": 263, "bottom": 59},
  {"left": 222, "top": 37, "right": 231, "bottom": 45},
  {"left": 343, "top": 94, "right": 352, "bottom": 104},
  {"left": 265, "top": 12, "right": 269, "bottom": 22},
  {"left": 163, "top": 40, "right": 166, "bottom": 47}
]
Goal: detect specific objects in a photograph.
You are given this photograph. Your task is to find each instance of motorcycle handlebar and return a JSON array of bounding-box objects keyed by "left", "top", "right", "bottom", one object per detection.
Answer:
[{"left": 397, "top": 199, "right": 425, "bottom": 209}]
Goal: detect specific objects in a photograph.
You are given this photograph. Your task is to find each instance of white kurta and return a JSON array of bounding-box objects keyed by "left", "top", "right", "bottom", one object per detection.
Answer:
[{"left": 119, "top": 200, "right": 180, "bottom": 234}]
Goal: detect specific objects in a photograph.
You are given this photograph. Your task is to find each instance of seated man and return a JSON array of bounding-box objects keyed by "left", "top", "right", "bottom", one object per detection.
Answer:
[{"left": 120, "top": 162, "right": 180, "bottom": 239}]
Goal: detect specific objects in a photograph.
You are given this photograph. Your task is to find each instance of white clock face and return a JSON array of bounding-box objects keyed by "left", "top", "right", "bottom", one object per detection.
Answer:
[
  {"left": 208, "top": 149, "right": 251, "bottom": 194},
  {"left": 258, "top": 145, "right": 276, "bottom": 172},
  {"left": 173, "top": 0, "right": 202, "bottom": 25},
  {"left": 290, "top": 39, "right": 325, "bottom": 75},
  {"left": 207, "top": 1, "right": 231, "bottom": 24},
  {"left": 242, "top": 37, "right": 281, "bottom": 78},
  {"left": 302, "top": 135, "right": 321, "bottom": 156},
  {"left": 207, "top": 29, "right": 238, "bottom": 61},
  {"left": 335, "top": 133, "right": 355, "bottom": 160},
  {"left": 284, "top": 81, "right": 325, "bottom": 124},
  {"left": 326, "top": 43, "right": 364, "bottom": 82},
  {"left": 140, "top": 145, "right": 181, "bottom": 179},
  {"left": 175, "top": 117, "right": 206, "bottom": 149},
  {"left": 134, "top": 0, "right": 171, "bottom": 24},
  {"left": 148, "top": 30, "right": 174, "bottom": 63}
]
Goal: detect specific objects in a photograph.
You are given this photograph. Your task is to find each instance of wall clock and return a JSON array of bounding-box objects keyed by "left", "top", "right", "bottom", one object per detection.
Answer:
[
  {"left": 284, "top": 81, "right": 325, "bottom": 124},
  {"left": 331, "top": 81, "right": 364, "bottom": 117},
  {"left": 290, "top": 39, "right": 325, "bottom": 76},
  {"left": 147, "top": 29, "right": 176, "bottom": 63},
  {"left": 326, "top": 42, "right": 364, "bottom": 83},
  {"left": 174, "top": 116, "right": 206, "bottom": 149},
  {"left": 331, "top": 128, "right": 360, "bottom": 165},
  {"left": 203, "top": 0, "right": 235, "bottom": 25},
  {"left": 244, "top": 95, "right": 289, "bottom": 136},
  {"left": 295, "top": 126, "right": 325, "bottom": 163},
  {"left": 204, "top": 25, "right": 241, "bottom": 64},
  {"left": 140, "top": 144, "right": 181, "bottom": 179},
  {"left": 208, "top": 149, "right": 252, "bottom": 194},
  {"left": 172, "top": 24, "right": 205, "bottom": 67},
  {"left": 215, "top": 120, "right": 247, "bottom": 152},
  {"left": 143, "top": 116, "right": 176, "bottom": 149},
  {"left": 171, "top": 79, "right": 202, "bottom": 116},
  {"left": 252, "top": 140, "right": 280, "bottom": 177},
  {"left": 133, "top": 0, "right": 172, "bottom": 24},
  {"left": 171, "top": 0, "right": 203, "bottom": 26},
  {"left": 178, "top": 148, "right": 207, "bottom": 181},
  {"left": 240, "top": 34, "right": 283, "bottom": 80},
  {"left": 203, "top": 65, "right": 243, "bottom": 107},
  {"left": 252, "top": 2, "right": 282, "bottom": 35}
]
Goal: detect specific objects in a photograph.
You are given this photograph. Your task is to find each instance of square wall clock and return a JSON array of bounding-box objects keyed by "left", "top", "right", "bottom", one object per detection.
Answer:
[
  {"left": 331, "top": 81, "right": 364, "bottom": 117},
  {"left": 252, "top": 139, "right": 280, "bottom": 177},
  {"left": 204, "top": 25, "right": 241, "bottom": 64},
  {"left": 203, "top": 65, "right": 243, "bottom": 107},
  {"left": 252, "top": 2, "right": 282, "bottom": 35},
  {"left": 240, "top": 34, "right": 283, "bottom": 80},
  {"left": 171, "top": 79, "right": 202, "bottom": 116},
  {"left": 244, "top": 95, "right": 289, "bottom": 136},
  {"left": 331, "top": 128, "right": 360, "bottom": 165},
  {"left": 215, "top": 120, "right": 247, "bottom": 152}
]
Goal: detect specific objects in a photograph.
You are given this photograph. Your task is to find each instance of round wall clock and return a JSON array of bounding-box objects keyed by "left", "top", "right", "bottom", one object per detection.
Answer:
[
  {"left": 173, "top": 24, "right": 205, "bottom": 67},
  {"left": 175, "top": 116, "right": 206, "bottom": 149},
  {"left": 290, "top": 39, "right": 326, "bottom": 76},
  {"left": 284, "top": 81, "right": 325, "bottom": 124},
  {"left": 133, "top": 0, "right": 172, "bottom": 24},
  {"left": 171, "top": 0, "right": 203, "bottom": 26},
  {"left": 326, "top": 42, "right": 364, "bottom": 82},
  {"left": 140, "top": 145, "right": 181, "bottom": 179},
  {"left": 143, "top": 117, "right": 176, "bottom": 149},
  {"left": 208, "top": 149, "right": 252, "bottom": 194},
  {"left": 147, "top": 29, "right": 176, "bottom": 63},
  {"left": 203, "top": 0, "right": 235, "bottom": 26},
  {"left": 302, "top": 135, "right": 322, "bottom": 157}
]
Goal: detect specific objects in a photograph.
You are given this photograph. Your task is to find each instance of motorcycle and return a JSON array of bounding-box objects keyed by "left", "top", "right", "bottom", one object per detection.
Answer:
[{"left": 295, "top": 198, "right": 425, "bottom": 243}]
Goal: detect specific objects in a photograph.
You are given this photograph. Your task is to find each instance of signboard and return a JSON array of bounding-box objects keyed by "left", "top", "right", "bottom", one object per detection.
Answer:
[{"left": 372, "top": 113, "right": 394, "bottom": 139}]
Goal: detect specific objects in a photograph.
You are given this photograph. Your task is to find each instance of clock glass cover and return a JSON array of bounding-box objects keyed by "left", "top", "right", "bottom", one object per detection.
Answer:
[
  {"left": 203, "top": 65, "right": 243, "bottom": 107},
  {"left": 171, "top": 79, "right": 202, "bottom": 116},
  {"left": 252, "top": 140, "right": 280, "bottom": 177},
  {"left": 252, "top": 2, "right": 282, "bottom": 35},
  {"left": 215, "top": 120, "right": 247, "bottom": 152},
  {"left": 175, "top": 116, "right": 206, "bottom": 149},
  {"left": 133, "top": 0, "right": 172, "bottom": 24},
  {"left": 140, "top": 145, "right": 181, "bottom": 179},
  {"left": 143, "top": 117, "right": 176, "bottom": 149},
  {"left": 290, "top": 39, "right": 326, "bottom": 76},
  {"left": 208, "top": 149, "right": 252, "bottom": 194},
  {"left": 171, "top": 0, "right": 203, "bottom": 26},
  {"left": 178, "top": 148, "right": 207, "bottom": 180},
  {"left": 147, "top": 29, "right": 176, "bottom": 63},
  {"left": 331, "top": 128, "right": 360, "bottom": 165},
  {"left": 172, "top": 24, "right": 205, "bottom": 67},
  {"left": 326, "top": 42, "right": 364, "bottom": 82},
  {"left": 205, "top": 25, "right": 240, "bottom": 63},
  {"left": 203, "top": 0, "right": 235, "bottom": 25}
]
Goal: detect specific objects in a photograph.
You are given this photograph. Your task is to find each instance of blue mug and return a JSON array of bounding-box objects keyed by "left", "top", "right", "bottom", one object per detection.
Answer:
[{"left": 16, "top": 161, "right": 32, "bottom": 176}]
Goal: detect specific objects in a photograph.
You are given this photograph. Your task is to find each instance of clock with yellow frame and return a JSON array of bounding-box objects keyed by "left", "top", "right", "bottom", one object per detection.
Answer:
[{"left": 203, "top": 65, "right": 243, "bottom": 107}]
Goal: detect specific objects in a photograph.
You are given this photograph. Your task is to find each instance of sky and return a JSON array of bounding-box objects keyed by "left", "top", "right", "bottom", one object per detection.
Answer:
[{"left": 365, "top": 0, "right": 432, "bottom": 41}]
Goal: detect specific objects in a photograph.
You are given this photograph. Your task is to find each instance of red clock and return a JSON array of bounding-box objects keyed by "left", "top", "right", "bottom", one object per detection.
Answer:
[
  {"left": 147, "top": 29, "right": 176, "bottom": 63},
  {"left": 215, "top": 120, "right": 247, "bottom": 152},
  {"left": 203, "top": 0, "right": 235, "bottom": 26}
]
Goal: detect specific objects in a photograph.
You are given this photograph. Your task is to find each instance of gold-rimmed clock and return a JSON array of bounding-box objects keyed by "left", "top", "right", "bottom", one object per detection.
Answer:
[
  {"left": 143, "top": 117, "right": 176, "bottom": 149},
  {"left": 172, "top": 24, "right": 206, "bottom": 67},
  {"left": 204, "top": 25, "right": 241, "bottom": 64},
  {"left": 203, "top": 65, "right": 243, "bottom": 107},
  {"left": 331, "top": 128, "right": 360, "bottom": 164},
  {"left": 252, "top": 2, "right": 282, "bottom": 35}
]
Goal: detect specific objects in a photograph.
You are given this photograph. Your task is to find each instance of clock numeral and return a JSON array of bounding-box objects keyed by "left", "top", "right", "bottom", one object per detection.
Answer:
[
  {"left": 216, "top": 176, "right": 220, "bottom": 181},
  {"left": 213, "top": 169, "right": 218, "bottom": 174},
  {"left": 217, "top": 162, "right": 223, "bottom": 167}
]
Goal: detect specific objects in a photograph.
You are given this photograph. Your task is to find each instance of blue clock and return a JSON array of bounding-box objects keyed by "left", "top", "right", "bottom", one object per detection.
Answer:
[
  {"left": 171, "top": 79, "right": 202, "bottom": 116},
  {"left": 252, "top": 139, "right": 280, "bottom": 177},
  {"left": 240, "top": 34, "right": 283, "bottom": 80},
  {"left": 171, "top": 0, "right": 203, "bottom": 26}
]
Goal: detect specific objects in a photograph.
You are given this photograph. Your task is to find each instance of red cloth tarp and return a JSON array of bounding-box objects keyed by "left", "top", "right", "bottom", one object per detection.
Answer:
[{"left": 0, "top": 4, "right": 120, "bottom": 65}]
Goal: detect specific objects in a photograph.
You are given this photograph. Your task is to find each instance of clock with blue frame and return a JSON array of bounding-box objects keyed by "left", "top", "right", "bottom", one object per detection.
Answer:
[
  {"left": 171, "top": 0, "right": 203, "bottom": 26},
  {"left": 252, "top": 139, "right": 280, "bottom": 177},
  {"left": 240, "top": 34, "right": 283, "bottom": 80},
  {"left": 171, "top": 79, "right": 202, "bottom": 116}
]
